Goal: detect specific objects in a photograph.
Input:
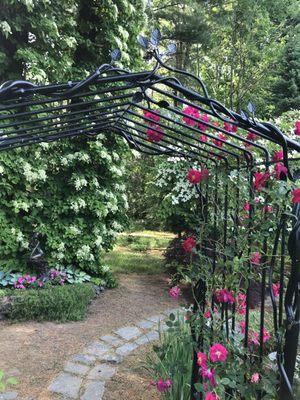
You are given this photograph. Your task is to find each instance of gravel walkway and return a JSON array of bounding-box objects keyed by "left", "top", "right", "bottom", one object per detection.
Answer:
[{"left": 0, "top": 274, "right": 181, "bottom": 399}]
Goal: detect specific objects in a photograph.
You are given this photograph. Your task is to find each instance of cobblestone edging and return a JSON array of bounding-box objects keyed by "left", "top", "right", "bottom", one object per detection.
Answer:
[
  {"left": 47, "top": 308, "right": 180, "bottom": 399},
  {"left": 0, "top": 308, "right": 181, "bottom": 400}
]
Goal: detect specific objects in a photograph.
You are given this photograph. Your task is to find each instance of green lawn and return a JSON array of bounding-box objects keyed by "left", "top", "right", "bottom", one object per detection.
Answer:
[{"left": 103, "top": 231, "right": 175, "bottom": 274}]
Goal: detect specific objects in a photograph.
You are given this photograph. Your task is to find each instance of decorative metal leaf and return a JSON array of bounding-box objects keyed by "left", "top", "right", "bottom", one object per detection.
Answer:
[
  {"left": 167, "top": 43, "right": 177, "bottom": 55},
  {"left": 111, "top": 49, "right": 121, "bottom": 62},
  {"left": 240, "top": 110, "right": 249, "bottom": 121},
  {"left": 137, "top": 35, "right": 149, "bottom": 49},
  {"left": 150, "top": 28, "right": 161, "bottom": 46},
  {"left": 247, "top": 101, "right": 256, "bottom": 115},
  {"left": 132, "top": 91, "right": 144, "bottom": 103},
  {"left": 157, "top": 100, "right": 169, "bottom": 108}
]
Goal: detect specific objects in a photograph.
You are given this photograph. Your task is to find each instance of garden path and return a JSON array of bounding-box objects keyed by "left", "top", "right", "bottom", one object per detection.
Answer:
[{"left": 0, "top": 274, "right": 180, "bottom": 400}]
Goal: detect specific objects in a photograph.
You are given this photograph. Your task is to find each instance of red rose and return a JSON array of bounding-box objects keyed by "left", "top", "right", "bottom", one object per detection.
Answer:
[
  {"left": 292, "top": 188, "right": 300, "bottom": 203},
  {"left": 253, "top": 172, "right": 270, "bottom": 191},
  {"left": 182, "top": 237, "right": 196, "bottom": 252},
  {"left": 187, "top": 169, "right": 202, "bottom": 184}
]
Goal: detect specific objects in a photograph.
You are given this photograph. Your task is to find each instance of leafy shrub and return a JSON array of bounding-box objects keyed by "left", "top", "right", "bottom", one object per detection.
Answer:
[{"left": 3, "top": 283, "right": 95, "bottom": 322}]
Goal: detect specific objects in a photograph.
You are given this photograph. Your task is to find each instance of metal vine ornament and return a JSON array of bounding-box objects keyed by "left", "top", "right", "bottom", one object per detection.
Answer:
[{"left": 0, "top": 28, "right": 299, "bottom": 399}]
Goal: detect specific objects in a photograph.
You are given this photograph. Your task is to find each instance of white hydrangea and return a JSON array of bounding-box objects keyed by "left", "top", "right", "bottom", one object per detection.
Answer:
[
  {"left": 95, "top": 236, "right": 103, "bottom": 247},
  {"left": 76, "top": 245, "right": 95, "bottom": 261},
  {"left": 111, "top": 221, "right": 122, "bottom": 231},
  {"left": 69, "top": 225, "right": 81, "bottom": 235},
  {"left": 0, "top": 165, "right": 4, "bottom": 174},
  {"left": 23, "top": 162, "right": 47, "bottom": 182},
  {"left": 70, "top": 198, "right": 86, "bottom": 212},
  {"left": 110, "top": 165, "right": 123, "bottom": 176},
  {"left": 73, "top": 176, "right": 88, "bottom": 190},
  {"left": 12, "top": 200, "right": 30, "bottom": 212},
  {"left": 36, "top": 199, "right": 43, "bottom": 208}
]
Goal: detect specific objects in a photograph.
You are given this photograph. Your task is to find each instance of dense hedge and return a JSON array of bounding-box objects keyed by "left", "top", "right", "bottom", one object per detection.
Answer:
[{"left": 1, "top": 284, "right": 95, "bottom": 322}]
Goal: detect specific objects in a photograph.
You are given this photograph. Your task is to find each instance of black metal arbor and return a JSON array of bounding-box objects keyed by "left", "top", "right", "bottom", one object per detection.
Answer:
[{"left": 0, "top": 30, "right": 299, "bottom": 399}]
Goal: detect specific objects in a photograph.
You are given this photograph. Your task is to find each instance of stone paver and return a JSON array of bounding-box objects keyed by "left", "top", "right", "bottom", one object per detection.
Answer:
[
  {"left": 115, "top": 342, "right": 138, "bottom": 356},
  {"left": 49, "top": 373, "right": 82, "bottom": 399},
  {"left": 135, "top": 330, "right": 159, "bottom": 345},
  {"left": 0, "top": 392, "right": 18, "bottom": 400},
  {"left": 115, "top": 326, "right": 141, "bottom": 340},
  {"left": 83, "top": 342, "right": 111, "bottom": 358},
  {"left": 97, "top": 352, "right": 123, "bottom": 364},
  {"left": 81, "top": 381, "right": 105, "bottom": 400},
  {"left": 136, "top": 319, "right": 155, "bottom": 329},
  {"left": 47, "top": 309, "right": 181, "bottom": 400},
  {"left": 100, "top": 334, "right": 124, "bottom": 347},
  {"left": 64, "top": 362, "right": 90, "bottom": 375},
  {"left": 72, "top": 354, "right": 96, "bottom": 365},
  {"left": 87, "top": 364, "right": 117, "bottom": 381}
]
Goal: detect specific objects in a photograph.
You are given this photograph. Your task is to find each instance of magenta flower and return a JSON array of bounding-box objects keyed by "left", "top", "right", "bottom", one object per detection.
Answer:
[
  {"left": 146, "top": 125, "right": 164, "bottom": 143},
  {"left": 198, "top": 114, "right": 210, "bottom": 131},
  {"left": 182, "top": 106, "right": 200, "bottom": 126},
  {"left": 273, "top": 150, "right": 283, "bottom": 162},
  {"left": 187, "top": 169, "right": 202, "bottom": 184},
  {"left": 250, "top": 252, "right": 261, "bottom": 265},
  {"left": 197, "top": 351, "right": 207, "bottom": 368},
  {"left": 209, "top": 343, "right": 228, "bottom": 362},
  {"left": 274, "top": 163, "right": 288, "bottom": 180},
  {"left": 209, "top": 343, "right": 228, "bottom": 363},
  {"left": 292, "top": 188, "right": 300, "bottom": 203},
  {"left": 263, "top": 205, "right": 273, "bottom": 213},
  {"left": 143, "top": 109, "right": 160, "bottom": 122},
  {"left": 182, "top": 237, "right": 196, "bottom": 252},
  {"left": 253, "top": 171, "right": 270, "bottom": 191},
  {"left": 168, "top": 286, "right": 181, "bottom": 300},
  {"left": 200, "top": 134, "right": 208, "bottom": 142},
  {"left": 205, "top": 392, "right": 219, "bottom": 400},
  {"left": 215, "top": 289, "right": 235, "bottom": 304},
  {"left": 236, "top": 292, "right": 246, "bottom": 315},
  {"left": 272, "top": 282, "right": 280, "bottom": 298},
  {"left": 156, "top": 378, "right": 172, "bottom": 392},
  {"left": 201, "top": 367, "right": 217, "bottom": 387},
  {"left": 294, "top": 120, "right": 300, "bottom": 136}
]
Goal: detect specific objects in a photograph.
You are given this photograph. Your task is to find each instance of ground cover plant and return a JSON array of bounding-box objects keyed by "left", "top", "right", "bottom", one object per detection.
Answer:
[{"left": 0, "top": 283, "right": 95, "bottom": 322}]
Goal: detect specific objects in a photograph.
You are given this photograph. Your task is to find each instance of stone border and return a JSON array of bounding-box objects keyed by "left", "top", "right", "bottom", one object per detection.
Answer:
[{"left": 44, "top": 308, "right": 181, "bottom": 400}]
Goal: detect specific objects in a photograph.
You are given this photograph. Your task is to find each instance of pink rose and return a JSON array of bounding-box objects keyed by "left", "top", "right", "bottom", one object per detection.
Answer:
[
  {"left": 209, "top": 343, "right": 228, "bottom": 362},
  {"left": 250, "top": 373, "right": 260, "bottom": 383},
  {"left": 183, "top": 106, "right": 200, "bottom": 126},
  {"left": 143, "top": 109, "right": 160, "bottom": 122},
  {"left": 272, "top": 282, "right": 280, "bottom": 298},
  {"left": 197, "top": 351, "right": 207, "bottom": 368},
  {"left": 250, "top": 252, "right": 261, "bottom": 265},
  {"left": 146, "top": 125, "right": 164, "bottom": 142},
  {"left": 291, "top": 188, "right": 300, "bottom": 203},
  {"left": 169, "top": 286, "right": 181, "bottom": 300},
  {"left": 205, "top": 392, "right": 219, "bottom": 400},
  {"left": 274, "top": 163, "right": 288, "bottom": 180},
  {"left": 156, "top": 378, "right": 172, "bottom": 392},
  {"left": 254, "top": 172, "right": 270, "bottom": 191}
]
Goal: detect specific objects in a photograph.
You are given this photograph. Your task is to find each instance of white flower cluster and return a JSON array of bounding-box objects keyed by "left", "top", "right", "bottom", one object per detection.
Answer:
[
  {"left": 111, "top": 221, "right": 123, "bottom": 231},
  {"left": 72, "top": 175, "right": 88, "bottom": 191},
  {"left": 12, "top": 199, "right": 30, "bottom": 213},
  {"left": 69, "top": 225, "right": 81, "bottom": 235},
  {"left": 99, "top": 149, "right": 112, "bottom": 162},
  {"left": 23, "top": 162, "right": 47, "bottom": 182},
  {"left": 0, "top": 165, "right": 5, "bottom": 175},
  {"left": 76, "top": 245, "right": 95, "bottom": 262},
  {"left": 61, "top": 152, "right": 91, "bottom": 167},
  {"left": 156, "top": 161, "right": 199, "bottom": 205},
  {"left": 70, "top": 198, "right": 86, "bottom": 212},
  {"left": 109, "top": 165, "right": 123, "bottom": 177},
  {"left": 11, "top": 228, "right": 29, "bottom": 249},
  {"left": 94, "top": 236, "right": 103, "bottom": 248}
]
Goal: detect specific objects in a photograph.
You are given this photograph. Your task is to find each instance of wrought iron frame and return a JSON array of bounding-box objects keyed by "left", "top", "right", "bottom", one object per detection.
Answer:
[{"left": 0, "top": 30, "right": 299, "bottom": 399}]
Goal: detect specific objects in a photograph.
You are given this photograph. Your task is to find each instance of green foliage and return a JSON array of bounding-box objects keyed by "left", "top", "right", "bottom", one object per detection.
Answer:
[
  {"left": 0, "top": 0, "right": 148, "bottom": 285},
  {"left": 146, "top": 312, "right": 193, "bottom": 400},
  {"left": 149, "top": 0, "right": 298, "bottom": 116},
  {"left": 3, "top": 283, "right": 95, "bottom": 322}
]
